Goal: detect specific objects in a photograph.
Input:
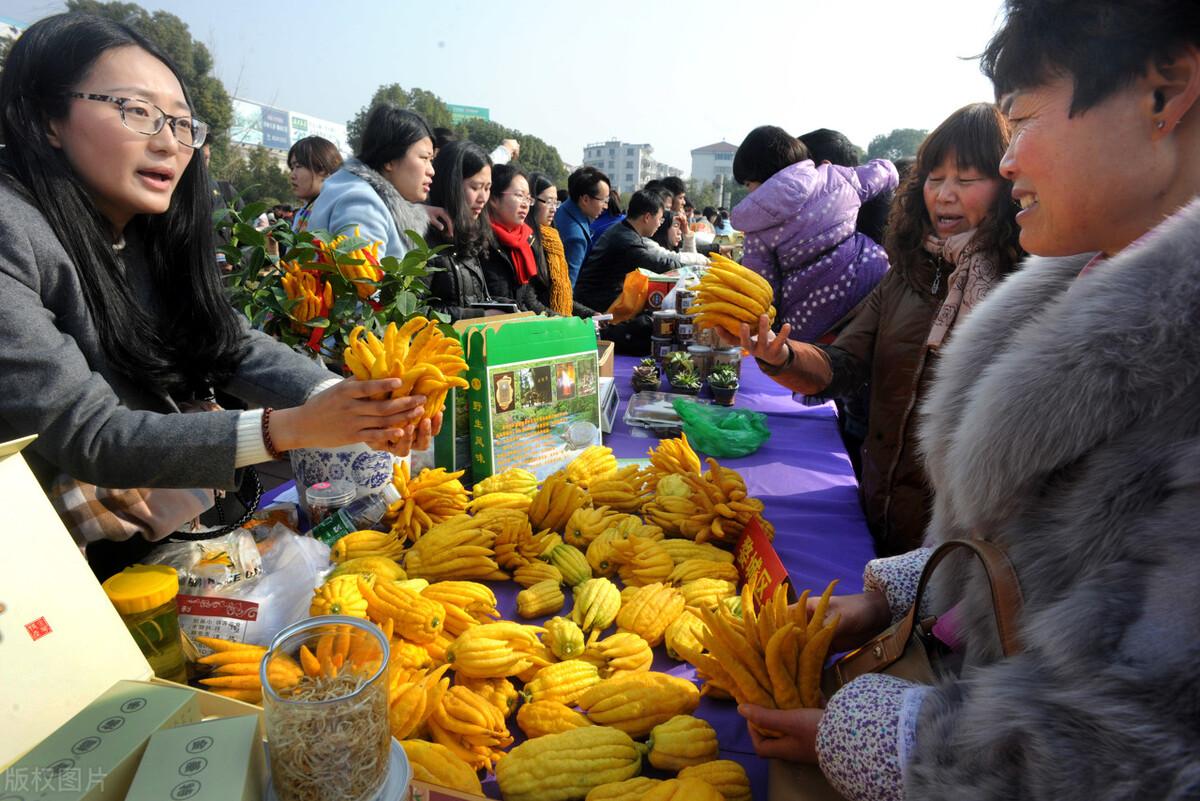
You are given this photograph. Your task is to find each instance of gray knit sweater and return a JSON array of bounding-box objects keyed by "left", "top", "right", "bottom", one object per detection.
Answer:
[{"left": 0, "top": 177, "right": 336, "bottom": 491}]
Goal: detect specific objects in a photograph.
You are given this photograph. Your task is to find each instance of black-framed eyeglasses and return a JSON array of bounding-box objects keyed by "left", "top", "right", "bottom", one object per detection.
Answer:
[
  {"left": 68, "top": 92, "right": 209, "bottom": 149},
  {"left": 535, "top": 197, "right": 559, "bottom": 207},
  {"left": 590, "top": 194, "right": 611, "bottom": 203}
]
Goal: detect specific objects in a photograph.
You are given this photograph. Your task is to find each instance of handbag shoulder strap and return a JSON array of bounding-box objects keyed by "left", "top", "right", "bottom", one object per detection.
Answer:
[
  {"left": 830, "top": 538, "right": 1024, "bottom": 685},
  {"left": 169, "top": 467, "right": 263, "bottom": 542},
  {"left": 910, "top": 538, "right": 1024, "bottom": 656}
]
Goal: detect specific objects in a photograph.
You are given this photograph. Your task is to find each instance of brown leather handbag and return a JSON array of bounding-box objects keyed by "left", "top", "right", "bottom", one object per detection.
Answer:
[{"left": 823, "top": 538, "right": 1025, "bottom": 695}]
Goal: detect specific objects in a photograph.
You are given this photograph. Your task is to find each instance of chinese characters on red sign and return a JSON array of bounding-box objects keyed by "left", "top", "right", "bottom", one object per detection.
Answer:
[{"left": 734, "top": 516, "right": 792, "bottom": 607}]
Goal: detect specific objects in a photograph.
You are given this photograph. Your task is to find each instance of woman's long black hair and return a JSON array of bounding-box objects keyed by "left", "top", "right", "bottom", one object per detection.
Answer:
[
  {"left": 427, "top": 140, "right": 494, "bottom": 257},
  {"left": 526, "top": 171, "right": 555, "bottom": 250},
  {"left": 0, "top": 12, "right": 244, "bottom": 397}
]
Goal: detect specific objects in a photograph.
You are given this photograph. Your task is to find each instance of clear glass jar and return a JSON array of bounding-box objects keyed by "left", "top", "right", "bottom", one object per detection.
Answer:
[
  {"left": 692, "top": 324, "right": 717, "bottom": 348},
  {"left": 687, "top": 345, "right": 714, "bottom": 383},
  {"left": 712, "top": 346, "right": 744, "bottom": 379},
  {"left": 304, "top": 480, "right": 357, "bottom": 526},
  {"left": 261, "top": 617, "right": 390, "bottom": 801}
]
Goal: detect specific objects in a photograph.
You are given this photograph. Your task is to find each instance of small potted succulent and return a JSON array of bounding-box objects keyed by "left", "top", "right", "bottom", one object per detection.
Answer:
[
  {"left": 669, "top": 363, "right": 702, "bottom": 395},
  {"left": 631, "top": 357, "right": 661, "bottom": 392},
  {"left": 662, "top": 351, "right": 694, "bottom": 381},
  {"left": 708, "top": 364, "right": 740, "bottom": 406}
]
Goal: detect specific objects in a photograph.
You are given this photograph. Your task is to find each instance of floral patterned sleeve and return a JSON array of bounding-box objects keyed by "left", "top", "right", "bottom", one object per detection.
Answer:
[
  {"left": 817, "top": 674, "right": 931, "bottom": 801},
  {"left": 811, "top": 547, "right": 936, "bottom": 799},
  {"left": 862, "top": 547, "right": 933, "bottom": 624}
]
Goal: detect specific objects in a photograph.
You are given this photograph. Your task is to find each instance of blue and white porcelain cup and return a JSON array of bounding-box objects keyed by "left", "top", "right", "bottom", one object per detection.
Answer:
[{"left": 290, "top": 444, "right": 409, "bottom": 516}]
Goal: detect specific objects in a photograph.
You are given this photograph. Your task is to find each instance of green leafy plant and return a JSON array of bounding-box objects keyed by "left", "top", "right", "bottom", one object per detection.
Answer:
[
  {"left": 708, "top": 365, "right": 740, "bottom": 390},
  {"left": 632, "top": 357, "right": 660, "bottom": 389},
  {"left": 662, "top": 351, "right": 694, "bottom": 379},
  {"left": 670, "top": 371, "right": 702, "bottom": 392},
  {"left": 219, "top": 197, "right": 449, "bottom": 372},
  {"left": 668, "top": 358, "right": 701, "bottom": 392}
]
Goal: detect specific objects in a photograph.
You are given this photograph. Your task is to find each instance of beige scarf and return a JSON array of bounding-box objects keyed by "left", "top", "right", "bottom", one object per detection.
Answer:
[
  {"left": 924, "top": 230, "right": 1001, "bottom": 349},
  {"left": 540, "top": 225, "right": 575, "bottom": 316}
]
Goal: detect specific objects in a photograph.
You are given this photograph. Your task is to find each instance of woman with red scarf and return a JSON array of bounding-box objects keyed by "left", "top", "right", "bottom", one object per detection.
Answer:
[{"left": 480, "top": 163, "right": 555, "bottom": 314}]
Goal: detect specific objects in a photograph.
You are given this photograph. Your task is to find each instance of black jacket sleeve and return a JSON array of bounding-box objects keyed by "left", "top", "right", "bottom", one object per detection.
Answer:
[
  {"left": 425, "top": 255, "right": 481, "bottom": 322},
  {"left": 515, "top": 282, "right": 553, "bottom": 315}
]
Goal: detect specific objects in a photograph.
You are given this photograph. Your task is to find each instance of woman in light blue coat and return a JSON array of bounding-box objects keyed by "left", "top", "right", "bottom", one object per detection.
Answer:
[{"left": 306, "top": 104, "right": 439, "bottom": 257}]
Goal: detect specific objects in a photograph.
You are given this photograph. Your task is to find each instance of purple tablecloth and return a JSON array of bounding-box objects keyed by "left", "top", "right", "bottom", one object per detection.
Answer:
[{"left": 482, "top": 354, "right": 876, "bottom": 798}]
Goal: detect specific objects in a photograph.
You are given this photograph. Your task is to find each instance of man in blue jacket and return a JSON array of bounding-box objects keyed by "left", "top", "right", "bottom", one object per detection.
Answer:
[{"left": 554, "top": 166, "right": 610, "bottom": 286}]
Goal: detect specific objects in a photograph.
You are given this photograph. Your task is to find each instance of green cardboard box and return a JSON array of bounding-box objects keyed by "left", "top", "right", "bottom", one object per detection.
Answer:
[
  {"left": 465, "top": 316, "right": 601, "bottom": 481},
  {"left": 433, "top": 313, "right": 538, "bottom": 483},
  {"left": 0, "top": 680, "right": 199, "bottom": 801},
  {"left": 123, "top": 715, "right": 264, "bottom": 801},
  {"left": 433, "top": 379, "right": 472, "bottom": 477}
]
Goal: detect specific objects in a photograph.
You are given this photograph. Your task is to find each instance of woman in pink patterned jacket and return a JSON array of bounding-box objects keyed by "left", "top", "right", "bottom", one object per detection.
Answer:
[{"left": 730, "top": 126, "right": 898, "bottom": 341}]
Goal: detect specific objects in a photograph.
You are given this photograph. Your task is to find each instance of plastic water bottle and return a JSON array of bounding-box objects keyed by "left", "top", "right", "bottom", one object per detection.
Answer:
[{"left": 309, "top": 483, "right": 402, "bottom": 546}]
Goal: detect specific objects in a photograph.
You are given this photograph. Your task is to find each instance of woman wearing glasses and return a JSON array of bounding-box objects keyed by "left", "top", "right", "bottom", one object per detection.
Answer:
[
  {"left": 0, "top": 14, "right": 435, "bottom": 575},
  {"left": 527, "top": 172, "right": 596, "bottom": 318},
  {"left": 480, "top": 164, "right": 553, "bottom": 314}
]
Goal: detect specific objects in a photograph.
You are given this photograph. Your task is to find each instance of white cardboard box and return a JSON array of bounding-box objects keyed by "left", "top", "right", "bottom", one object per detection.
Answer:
[{"left": 0, "top": 436, "right": 261, "bottom": 771}]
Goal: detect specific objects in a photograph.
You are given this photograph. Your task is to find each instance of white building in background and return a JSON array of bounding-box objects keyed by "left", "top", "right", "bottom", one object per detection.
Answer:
[
  {"left": 690, "top": 141, "right": 737, "bottom": 184},
  {"left": 582, "top": 141, "right": 683, "bottom": 194},
  {"left": 228, "top": 96, "right": 350, "bottom": 168}
]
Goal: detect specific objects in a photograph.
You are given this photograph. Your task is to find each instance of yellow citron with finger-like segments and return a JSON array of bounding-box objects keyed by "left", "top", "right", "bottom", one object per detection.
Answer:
[{"left": 495, "top": 726, "right": 646, "bottom": 801}]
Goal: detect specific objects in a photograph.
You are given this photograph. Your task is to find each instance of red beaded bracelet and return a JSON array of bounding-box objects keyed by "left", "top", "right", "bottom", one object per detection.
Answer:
[{"left": 261, "top": 407, "right": 286, "bottom": 461}]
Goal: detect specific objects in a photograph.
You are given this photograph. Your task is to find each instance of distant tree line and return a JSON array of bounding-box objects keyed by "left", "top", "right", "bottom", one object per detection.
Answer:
[{"left": 347, "top": 84, "right": 567, "bottom": 184}]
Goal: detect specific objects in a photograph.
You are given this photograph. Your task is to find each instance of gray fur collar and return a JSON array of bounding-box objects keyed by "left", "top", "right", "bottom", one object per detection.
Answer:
[
  {"left": 341, "top": 158, "right": 429, "bottom": 247},
  {"left": 921, "top": 195, "right": 1200, "bottom": 539},
  {"left": 905, "top": 195, "right": 1200, "bottom": 800}
]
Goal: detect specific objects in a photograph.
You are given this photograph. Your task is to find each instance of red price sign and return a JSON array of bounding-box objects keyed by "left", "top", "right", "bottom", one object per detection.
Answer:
[{"left": 734, "top": 516, "right": 793, "bottom": 607}]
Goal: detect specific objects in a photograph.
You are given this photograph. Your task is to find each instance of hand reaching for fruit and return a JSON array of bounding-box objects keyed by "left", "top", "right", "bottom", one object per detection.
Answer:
[{"left": 268, "top": 378, "right": 438, "bottom": 457}]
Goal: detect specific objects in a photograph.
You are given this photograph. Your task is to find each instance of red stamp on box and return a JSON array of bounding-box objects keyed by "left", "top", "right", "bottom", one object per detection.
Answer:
[{"left": 25, "top": 616, "right": 52, "bottom": 641}]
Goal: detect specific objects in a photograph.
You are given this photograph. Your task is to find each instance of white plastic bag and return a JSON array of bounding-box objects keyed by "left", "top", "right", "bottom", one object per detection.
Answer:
[
  {"left": 661, "top": 267, "right": 702, "bottom": 315},
  {"left": 145, "top": 529, "right": 263, "bottom": 591},
  {"left": 178, "top": 524, "right": 329, "bottom": 650}
]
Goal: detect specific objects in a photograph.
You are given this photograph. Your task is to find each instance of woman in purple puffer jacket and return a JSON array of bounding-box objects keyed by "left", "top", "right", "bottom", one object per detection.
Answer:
[{"left": 731, "top": 126, "right": 898, "bottom": 341}]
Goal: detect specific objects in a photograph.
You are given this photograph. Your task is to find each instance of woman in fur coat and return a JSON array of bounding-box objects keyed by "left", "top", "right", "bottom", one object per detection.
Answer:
[{"left": 735, "top": 1, "right": 1200, "bottom": 798}]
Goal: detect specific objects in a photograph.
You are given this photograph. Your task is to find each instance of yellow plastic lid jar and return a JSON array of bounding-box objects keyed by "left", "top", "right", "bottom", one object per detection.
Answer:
[{"left": 102, "top": 564, "right": 187, "bottom": 683}]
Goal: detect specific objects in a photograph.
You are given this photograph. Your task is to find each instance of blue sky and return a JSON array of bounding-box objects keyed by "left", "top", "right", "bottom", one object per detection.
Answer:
[{"left": 3, "top": 0, "right": 1007, "bottom": 173}]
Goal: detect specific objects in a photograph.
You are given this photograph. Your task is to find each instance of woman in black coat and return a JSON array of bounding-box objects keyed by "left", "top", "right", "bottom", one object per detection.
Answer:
[{"left": 425, "top": 142, "right": 515, "bottom": 321}]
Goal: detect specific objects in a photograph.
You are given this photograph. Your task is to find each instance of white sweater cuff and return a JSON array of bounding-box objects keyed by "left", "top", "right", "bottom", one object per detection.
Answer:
[
  {"left": 235, "top": 409, "right": 274, "bottom": 467},
  {"left": 307, "top": 377, "right": 342, "bottom": 400},
  {"left": 238, "top": 379, "right": 339, "bottom": 466}
]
